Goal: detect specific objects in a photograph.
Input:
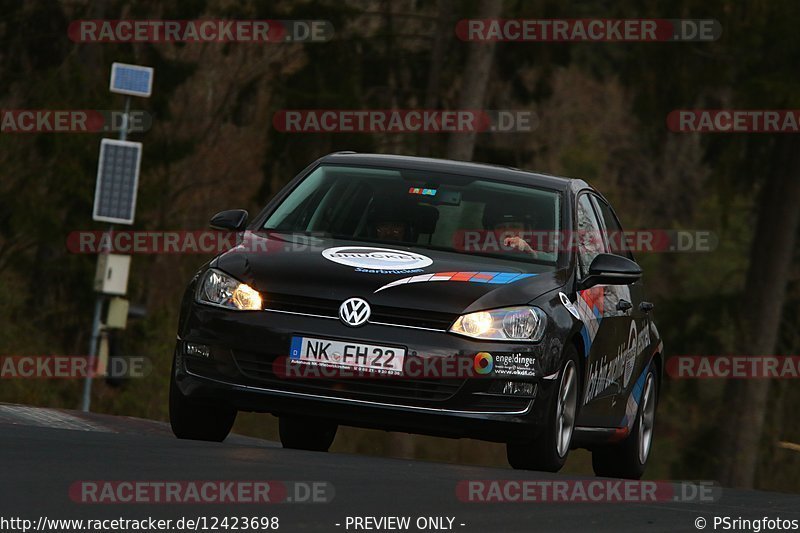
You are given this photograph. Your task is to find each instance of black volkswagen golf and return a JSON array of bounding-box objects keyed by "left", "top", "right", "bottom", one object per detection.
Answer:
[{"left": 171, "top": 152, "right": 663, "bottom": 479}]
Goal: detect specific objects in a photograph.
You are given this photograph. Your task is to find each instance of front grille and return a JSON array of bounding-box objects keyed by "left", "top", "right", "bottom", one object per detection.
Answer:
[
  {"left": 264, "top": 294, "right": 338, "bottom": 317},
  {"left": 232, "top": 350, "right": 464, "bottom": 404},
  {"left": 369, "top": 305, "right": 456, "bottom": 330},
  {"left": 264, "top": 293, "right": 457, "bottom": 331}
]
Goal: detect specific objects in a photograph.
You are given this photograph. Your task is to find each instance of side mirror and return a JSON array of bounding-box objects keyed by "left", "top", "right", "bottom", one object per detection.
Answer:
[
  {"left": 209, "top": 209, "right": 249, "bottom": 231},
  {"left": 579, "top": 253, "right": 642, "bottom": 290}
]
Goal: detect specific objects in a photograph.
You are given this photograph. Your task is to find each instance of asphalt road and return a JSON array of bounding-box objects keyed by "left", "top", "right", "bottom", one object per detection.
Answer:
[{"left": 1, "top": 404, "right": 799, "bottom": 533}]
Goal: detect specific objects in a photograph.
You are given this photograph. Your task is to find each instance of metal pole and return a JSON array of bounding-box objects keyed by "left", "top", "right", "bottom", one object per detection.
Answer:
[
  {"left": 120, "top": 96, "right": 130, "bottom": 142},
  {"left": 82, "top": 98, "right": 130, "bottom": 412},
  {"left": 81, "top": 296, "right": 103, "bottom": 412}
]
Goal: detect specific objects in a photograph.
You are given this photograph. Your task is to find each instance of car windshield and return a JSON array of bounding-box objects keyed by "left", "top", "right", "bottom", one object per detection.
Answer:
[{"left": 263, "top": 164, "right": 561, "bottom": 265}]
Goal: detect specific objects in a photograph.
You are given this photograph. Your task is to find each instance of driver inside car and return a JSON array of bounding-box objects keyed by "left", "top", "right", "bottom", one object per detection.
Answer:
[
  {"left": 365, "top": 199, "right": 412, "bottom": 243},
  {"left": 375, "top": 220, "right": 407, "bottom": 242}
]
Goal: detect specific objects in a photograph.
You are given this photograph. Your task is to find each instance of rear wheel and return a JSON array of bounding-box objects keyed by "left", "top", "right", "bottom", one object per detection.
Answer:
[
  {"left": 507, "top": 345, "right": 579, "bottom": 472},
  {"left": 591, "top": 365, "right": 658, "bottom": 479},
  {"left": 169, "top": 361, "right": 237, "bottom": 442},
  {"left": 279, "top": 415, "right": 338, "bottom": 452}
]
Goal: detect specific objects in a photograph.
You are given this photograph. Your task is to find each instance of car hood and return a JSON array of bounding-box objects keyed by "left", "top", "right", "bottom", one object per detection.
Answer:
[{"left": 212, "top": 232, "right": 567, "bottom": 315}]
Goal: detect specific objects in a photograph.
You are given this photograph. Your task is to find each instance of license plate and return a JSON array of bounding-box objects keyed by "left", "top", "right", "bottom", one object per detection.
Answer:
[{"left": 289, "top": 336, "right": 406, "bottom": 375}]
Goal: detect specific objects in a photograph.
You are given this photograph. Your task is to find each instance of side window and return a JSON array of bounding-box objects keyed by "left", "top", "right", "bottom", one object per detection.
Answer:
[
  {"left": 576, "top": 194, "right": 607, "bottom": 277},
  {"left": 592, "top": 197, "right": 634, "bottom": 260}
]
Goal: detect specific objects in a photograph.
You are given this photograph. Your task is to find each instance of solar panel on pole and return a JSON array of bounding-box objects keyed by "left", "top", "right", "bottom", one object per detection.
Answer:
[
  {"left": 92, "top": 139, "right": 142, "bottom": 225},
  {"left": 109, "top": 62, "right": 153, "bottom": 97},
  {"left": 84, "top": 62, "right": 153, "bottom": 413}
]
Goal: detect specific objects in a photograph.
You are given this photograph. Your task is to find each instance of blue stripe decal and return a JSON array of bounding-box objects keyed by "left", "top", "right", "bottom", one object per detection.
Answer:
[
  {"left": 580, "top": 327, "right": 591, "bottom": 358},
  {"left": 631, "top": 365, "right": 649, "bottom": 403},
  {"left": 489, "top": 272, "right": 518, "bottom": 284}
]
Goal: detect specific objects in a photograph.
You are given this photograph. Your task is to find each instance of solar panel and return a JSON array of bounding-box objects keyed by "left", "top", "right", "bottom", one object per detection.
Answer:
[
  {"left": 109, "top": 63, "right": 153, "bottom": 97},
  {"left": 92, "top": 139, "right": 142, "bottom": 225}
]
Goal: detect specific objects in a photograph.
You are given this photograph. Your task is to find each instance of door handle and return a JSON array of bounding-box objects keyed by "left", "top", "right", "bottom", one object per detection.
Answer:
[
  {"left": 617, "top": 299, "right": 633, "bottom": 312},
  {"left": 640, "top": 301, "right": 655, "bottom": 313}
]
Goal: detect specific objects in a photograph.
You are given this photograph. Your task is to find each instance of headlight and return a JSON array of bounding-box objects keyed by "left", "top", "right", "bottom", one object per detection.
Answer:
[
  {"left": 450, "top": 306, "right": 546, "bottom": 341},
  {"left": 196, "top": 269, "right": 262, "bottom": 311}
]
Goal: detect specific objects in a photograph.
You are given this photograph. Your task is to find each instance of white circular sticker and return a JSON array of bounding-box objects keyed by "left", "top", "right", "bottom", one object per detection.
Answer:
[
  {"left": 322, "top": 246, "right": 433, "bottom": 270},
  {"left": 623, "top": 321, "right": 638, "bottom": 387}
]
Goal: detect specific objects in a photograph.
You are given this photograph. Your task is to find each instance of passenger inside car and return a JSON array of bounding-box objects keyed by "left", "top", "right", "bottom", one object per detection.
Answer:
[{"left": 482, "top": 203, "right": 541, "bottom": 257}]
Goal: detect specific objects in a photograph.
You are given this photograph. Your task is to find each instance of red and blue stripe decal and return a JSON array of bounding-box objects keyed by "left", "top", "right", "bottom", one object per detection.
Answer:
[{"left": 374, "top": 271, "right": 536, "bottom": 293}]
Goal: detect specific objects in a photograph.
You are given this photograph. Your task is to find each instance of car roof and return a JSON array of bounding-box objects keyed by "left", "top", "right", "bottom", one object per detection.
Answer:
[{"left": 318, "top": 152, "right": 592, "bottom": 194}]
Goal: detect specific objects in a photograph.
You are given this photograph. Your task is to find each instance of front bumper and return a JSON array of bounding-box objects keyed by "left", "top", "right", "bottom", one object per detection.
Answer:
[{"left": 175, "top": 302, "right": 561, "bottom": 442}]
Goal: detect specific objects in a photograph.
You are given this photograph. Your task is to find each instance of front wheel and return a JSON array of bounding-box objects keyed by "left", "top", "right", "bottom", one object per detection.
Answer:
[
  {"left": 507, "top": 345, "right": 580, "bottom": 472},
  {"left": 169, "top": 362, "right": 237, "bottom": 442},
  {"left": 592, "top": 365, "right": 658, "bottom": 479},
  {"left": 279, "top": 415, "right": 338, "bottom": 452}
]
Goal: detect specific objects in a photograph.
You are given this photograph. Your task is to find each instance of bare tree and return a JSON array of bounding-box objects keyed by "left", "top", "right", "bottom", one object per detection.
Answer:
[
  {"left": 719, "top": 137, "right": 800, "bottom": 487},
  {"left": 418, "top": 0, "right": 454, "bottom": 157}
]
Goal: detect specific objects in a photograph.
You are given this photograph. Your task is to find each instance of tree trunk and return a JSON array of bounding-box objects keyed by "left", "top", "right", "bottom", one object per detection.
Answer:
[
  {"left": 445, "top": 0, "right": 503, "bottom": 162},
  {"left": 718, "top": 137, "right": 800, "bottom": 487},
  {"left": 419, "top": 0, "right": 453, "bottom": 157}
]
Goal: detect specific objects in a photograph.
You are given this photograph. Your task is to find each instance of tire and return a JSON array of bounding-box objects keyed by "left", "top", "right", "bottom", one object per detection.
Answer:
[
  {"left": 279, "top": 415, "right": 338, "bottom": 452},
  {"left": 591, "top": 364, "right": 658, "bottom": 479},
  {"left": 507, "top": 345, "right": 580, "bottom": 472},
  {"left": 169, "top": 361, "right": 237, "bottom": 442}
]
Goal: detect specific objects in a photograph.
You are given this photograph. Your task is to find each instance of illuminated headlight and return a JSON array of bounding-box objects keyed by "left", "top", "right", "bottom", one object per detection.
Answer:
[
  {"left": 196, "top": 269, "right": 262, "bottom": 311},
  {"left": 450, "top": 306, "right": 546, "bottom": 341}
]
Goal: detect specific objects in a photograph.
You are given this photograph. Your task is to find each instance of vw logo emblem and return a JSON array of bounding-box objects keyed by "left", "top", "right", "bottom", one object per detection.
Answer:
[{"left": 339, "top": 297, "right": 371, "bottom": 327}]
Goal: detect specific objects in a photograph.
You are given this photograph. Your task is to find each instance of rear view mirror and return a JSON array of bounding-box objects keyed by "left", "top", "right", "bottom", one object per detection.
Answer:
[
  {"left": 432, "top": 190, "right": 462, "bottom": 206},
  {"left": 210, "top": 209, "right": 248, "bottom": 231},
  {"left": 580, "top": 253, "right": 642, "bottom": 290}
]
